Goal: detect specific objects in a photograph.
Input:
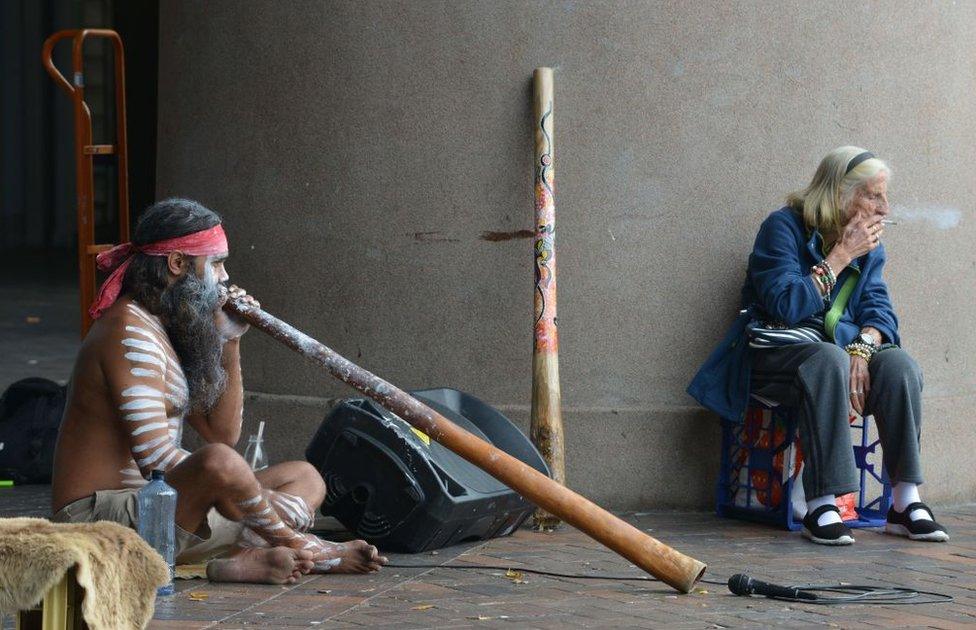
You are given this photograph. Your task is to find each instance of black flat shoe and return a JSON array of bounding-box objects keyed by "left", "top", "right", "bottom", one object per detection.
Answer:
[
  {"left": 885, "top": 502, "right": 949, "bottom": 542},
  {"left": 802, "top": 505, "right": 854, "bottom": 545}
]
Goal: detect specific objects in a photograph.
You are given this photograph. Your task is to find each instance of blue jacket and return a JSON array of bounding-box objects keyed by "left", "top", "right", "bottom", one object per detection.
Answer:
[{"left": 686, "top": 207, "right": 900, "bottom": 422}]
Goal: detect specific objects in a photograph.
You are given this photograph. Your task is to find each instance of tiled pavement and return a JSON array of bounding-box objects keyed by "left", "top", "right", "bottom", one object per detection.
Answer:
[{"left": 3, "top": 485, "right": 975, "bottom": 628}]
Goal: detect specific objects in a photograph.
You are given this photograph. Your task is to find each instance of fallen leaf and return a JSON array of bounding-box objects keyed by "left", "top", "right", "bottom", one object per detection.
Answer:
[
  {"left": 504, "top": 569, "right": 527, "bottom": 584},
  {"left": 696, "top": 588, "right": 709, "bottom": 595},
  {"left": 187, "top": 591, "right": 209, "bottom": 601},
  {"left": 412, "top": 604, "right": 435, "bottom": 611}
]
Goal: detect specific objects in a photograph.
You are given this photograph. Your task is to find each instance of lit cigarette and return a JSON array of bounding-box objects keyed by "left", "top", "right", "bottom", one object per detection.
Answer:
[{"left": 881, "top": 220, "right": 898, "bottom": 225}]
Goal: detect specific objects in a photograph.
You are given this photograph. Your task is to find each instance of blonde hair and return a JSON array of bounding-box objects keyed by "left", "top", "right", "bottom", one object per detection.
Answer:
[{"left": 786, "top": 146, "right": 891, "bottom": 236}]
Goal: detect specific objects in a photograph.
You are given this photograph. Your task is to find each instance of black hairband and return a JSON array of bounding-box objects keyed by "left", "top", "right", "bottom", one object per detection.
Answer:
[{"left": 845, "top": 151, "right": 875, "bottom": 174}]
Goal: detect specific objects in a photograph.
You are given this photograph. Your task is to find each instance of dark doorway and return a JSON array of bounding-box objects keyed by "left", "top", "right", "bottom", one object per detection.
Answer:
[{"left": 0, "top": 0, "right": 158, "bottom": 388}]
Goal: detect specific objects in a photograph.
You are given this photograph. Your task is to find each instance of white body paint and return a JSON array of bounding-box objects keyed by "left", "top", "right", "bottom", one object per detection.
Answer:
[
  {"left": 232, "top": 489, "right": 345, "bottom": 571},
  {"left": 122, "top": 385, "right": 166, "bottom": 398},
  {"left": 115, "top": 302, "right": 190, "bottom": 483},
  {"left": 314, "top": 558, "right": 342, "bottom": 571},
  {"left": 238, "top": 495, "right": 263, "bottom": 508},
  {"left": 124, "top": 352, "right": 165, "bottom": 369},
  {"left": 122, "top": 338, "right": 166, "bottom": 356},
  {"left": 235, "top": 494, "right": 302, "bottom": 544},
  {"left": 124, "top": 411, "right": 166, "bottom": 422},
  {"left": 115, "top": 303, "right": 351, "bottom": 571},
  {"left": 120, "top": 399, "right": 165, "bottom": 410},
  {"left": 270, "top": 491, "right": 314, "bottom": 532},
  {"left": 131, "top": 421, "right": 169, "bottom": 436}
]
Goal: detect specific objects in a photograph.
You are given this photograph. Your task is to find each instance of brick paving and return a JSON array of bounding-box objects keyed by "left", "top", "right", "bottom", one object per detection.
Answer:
[{"left": 3, "top": 485, "right": 975, "bottom": 628}]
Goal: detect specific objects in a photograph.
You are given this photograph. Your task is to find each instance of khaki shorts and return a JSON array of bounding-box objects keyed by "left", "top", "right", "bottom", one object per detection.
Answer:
[{"left": 52, "top": 488, "right": 244, "bottom": 564}]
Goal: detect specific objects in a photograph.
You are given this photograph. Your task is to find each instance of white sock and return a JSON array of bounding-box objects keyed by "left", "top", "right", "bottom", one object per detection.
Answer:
[
  {"left": 807, "top": 495, "right": 842, "bottom": 526},
  {"left": 893, "top": 482, "right": 931, "bottom": 521}
]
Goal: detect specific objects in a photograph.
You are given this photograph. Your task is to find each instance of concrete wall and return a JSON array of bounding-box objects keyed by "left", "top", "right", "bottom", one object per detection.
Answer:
[{"left": 157, "top": 1, "right": 976, "bottom": 509}]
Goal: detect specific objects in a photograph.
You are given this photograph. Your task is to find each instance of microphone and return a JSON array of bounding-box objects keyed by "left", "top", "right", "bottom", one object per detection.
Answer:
[{"left": 728, "top": 574, "right": 818, "bottom": 601}]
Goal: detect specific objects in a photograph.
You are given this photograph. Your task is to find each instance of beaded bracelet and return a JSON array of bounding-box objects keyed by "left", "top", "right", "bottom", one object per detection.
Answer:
[
  {"left": 811, "top": 262, "right": 835, "bottom": 299},
  {"left": 813, "top": 260, "right": 836, "bottom": 288},
  {"left": 821, "top": 259, "right": 836, "bottom": 283},
  {"left": 815, "top": 262, "right": 835, "bottom": 288},
  {"left": 845, "top": 342, "right": 874, "bottom": 362}
]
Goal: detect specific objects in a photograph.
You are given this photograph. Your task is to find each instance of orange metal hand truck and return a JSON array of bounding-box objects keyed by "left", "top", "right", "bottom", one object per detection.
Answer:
[{"left": 42, "top": 29, "right": 130, "bottom": 336}]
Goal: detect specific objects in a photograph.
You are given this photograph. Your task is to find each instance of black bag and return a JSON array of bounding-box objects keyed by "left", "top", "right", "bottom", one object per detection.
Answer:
[{"left": 0, "top": 378, "right": 67, "bottom": 484}]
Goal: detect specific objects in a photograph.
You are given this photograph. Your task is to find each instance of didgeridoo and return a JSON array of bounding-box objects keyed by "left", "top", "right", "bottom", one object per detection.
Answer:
[
  {"left": 530, "top": 67, "right": 566, "bottom": 528},
  {"left": 225, "top": 298, "right": 707, "bottom": 593}
]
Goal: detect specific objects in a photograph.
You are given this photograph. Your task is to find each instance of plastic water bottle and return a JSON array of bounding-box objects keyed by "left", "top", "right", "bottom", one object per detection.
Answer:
[
  {"left": 243, "top": 420, "right": 268, "bottom": 471},
  {"left": 137, "top": 469, "right": 177, "bottom": 596}
]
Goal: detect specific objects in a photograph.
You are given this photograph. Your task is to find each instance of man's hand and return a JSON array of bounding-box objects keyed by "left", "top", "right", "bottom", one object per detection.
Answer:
[
  {"left": 215, "top": 285, "right": 260, "bottom": 341},
  {"left": 849, "top": 354, "right": 870, "bottom": 415}
]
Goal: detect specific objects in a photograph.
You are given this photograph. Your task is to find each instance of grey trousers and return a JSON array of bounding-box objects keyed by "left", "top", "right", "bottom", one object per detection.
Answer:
[{"left": 750, "top": 342, "right": 924, "bottom": 499}]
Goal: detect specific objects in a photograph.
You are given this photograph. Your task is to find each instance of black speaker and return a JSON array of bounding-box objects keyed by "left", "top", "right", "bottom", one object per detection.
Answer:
[{"left": 305, "top": 388, "right": 550, "bottom": 552}]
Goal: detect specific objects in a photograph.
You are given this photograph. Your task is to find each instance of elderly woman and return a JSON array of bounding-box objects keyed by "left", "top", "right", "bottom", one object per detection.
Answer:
[{"left": 688, "top": 146, "right": 947, "bottom": 545}]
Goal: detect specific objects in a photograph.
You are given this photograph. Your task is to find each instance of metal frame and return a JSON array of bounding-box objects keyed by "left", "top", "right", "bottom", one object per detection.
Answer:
[{"left": 42, "top": 29, "right": 130, "bottom": 336}]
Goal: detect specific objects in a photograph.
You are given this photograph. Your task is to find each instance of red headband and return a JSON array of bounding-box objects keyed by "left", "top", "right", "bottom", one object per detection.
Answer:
[{"left": 89, "top": 224, "right": 229, "bottom": 320}]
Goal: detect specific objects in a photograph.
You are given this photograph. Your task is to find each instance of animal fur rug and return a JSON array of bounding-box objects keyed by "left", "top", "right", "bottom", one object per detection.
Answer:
[{"left": 0, "top": 517, "right": 169, "bottom": 629}]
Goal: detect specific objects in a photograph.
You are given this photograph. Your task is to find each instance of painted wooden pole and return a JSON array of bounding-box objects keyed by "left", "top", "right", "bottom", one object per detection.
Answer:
[
  {"left": 224, "top": 297, "right": 707, "bottom": 593},
  {"left": 531, "top": 67, "right": 566, "bottom": 528}
]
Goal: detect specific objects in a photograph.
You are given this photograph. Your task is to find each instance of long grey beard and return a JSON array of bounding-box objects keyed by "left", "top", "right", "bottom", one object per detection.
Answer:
[{"left": 160, "top": 272, "right": 227, "bottom": 414}]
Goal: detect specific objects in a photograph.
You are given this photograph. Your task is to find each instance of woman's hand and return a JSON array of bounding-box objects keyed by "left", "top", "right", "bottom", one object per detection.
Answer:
[
  {"left": 837, "top": 213, "right": 884, "bottom": 260},
  {"left": 849, "top": 354, "right": 870, "bottom": 415},
  {"left": 215, "top": 285, "right": 260, "bottom": 341}
]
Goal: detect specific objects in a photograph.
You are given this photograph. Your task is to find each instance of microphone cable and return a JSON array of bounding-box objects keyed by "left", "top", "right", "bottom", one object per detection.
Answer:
[
  {"left": 725, "top": 572, "right": 954, "bottom": 605},
  {"left": 384, "top": 563, "right": 954, "bottom": 606}
]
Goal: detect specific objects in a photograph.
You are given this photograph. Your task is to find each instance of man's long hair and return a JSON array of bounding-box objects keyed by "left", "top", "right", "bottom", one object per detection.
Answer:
[{"left": 120, "top": 198, "right": 227, "bottom": 414}]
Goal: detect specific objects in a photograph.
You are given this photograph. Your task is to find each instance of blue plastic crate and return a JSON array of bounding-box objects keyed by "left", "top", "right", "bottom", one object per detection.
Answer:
[{"left": 717, "top": 399, "right": 891, "bottom": 531}]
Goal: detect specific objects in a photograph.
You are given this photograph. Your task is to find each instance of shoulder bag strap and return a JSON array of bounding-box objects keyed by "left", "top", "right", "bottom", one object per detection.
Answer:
[{"left": 825, "top": 270, "right": 859, "bottom": 341}]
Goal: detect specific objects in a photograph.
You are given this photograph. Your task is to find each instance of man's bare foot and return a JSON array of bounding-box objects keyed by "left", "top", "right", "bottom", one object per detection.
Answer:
[
  {"left": 299, "top": 534, "right": 388, "bottom": 573},
  {"left": 206, "top": 546, "right": 314, "bottom": 584}
]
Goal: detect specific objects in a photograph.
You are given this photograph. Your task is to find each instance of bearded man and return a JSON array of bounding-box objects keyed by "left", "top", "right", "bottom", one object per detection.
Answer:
[{"left": 51, "top": 198, "right": 387, "bottom": 583}]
